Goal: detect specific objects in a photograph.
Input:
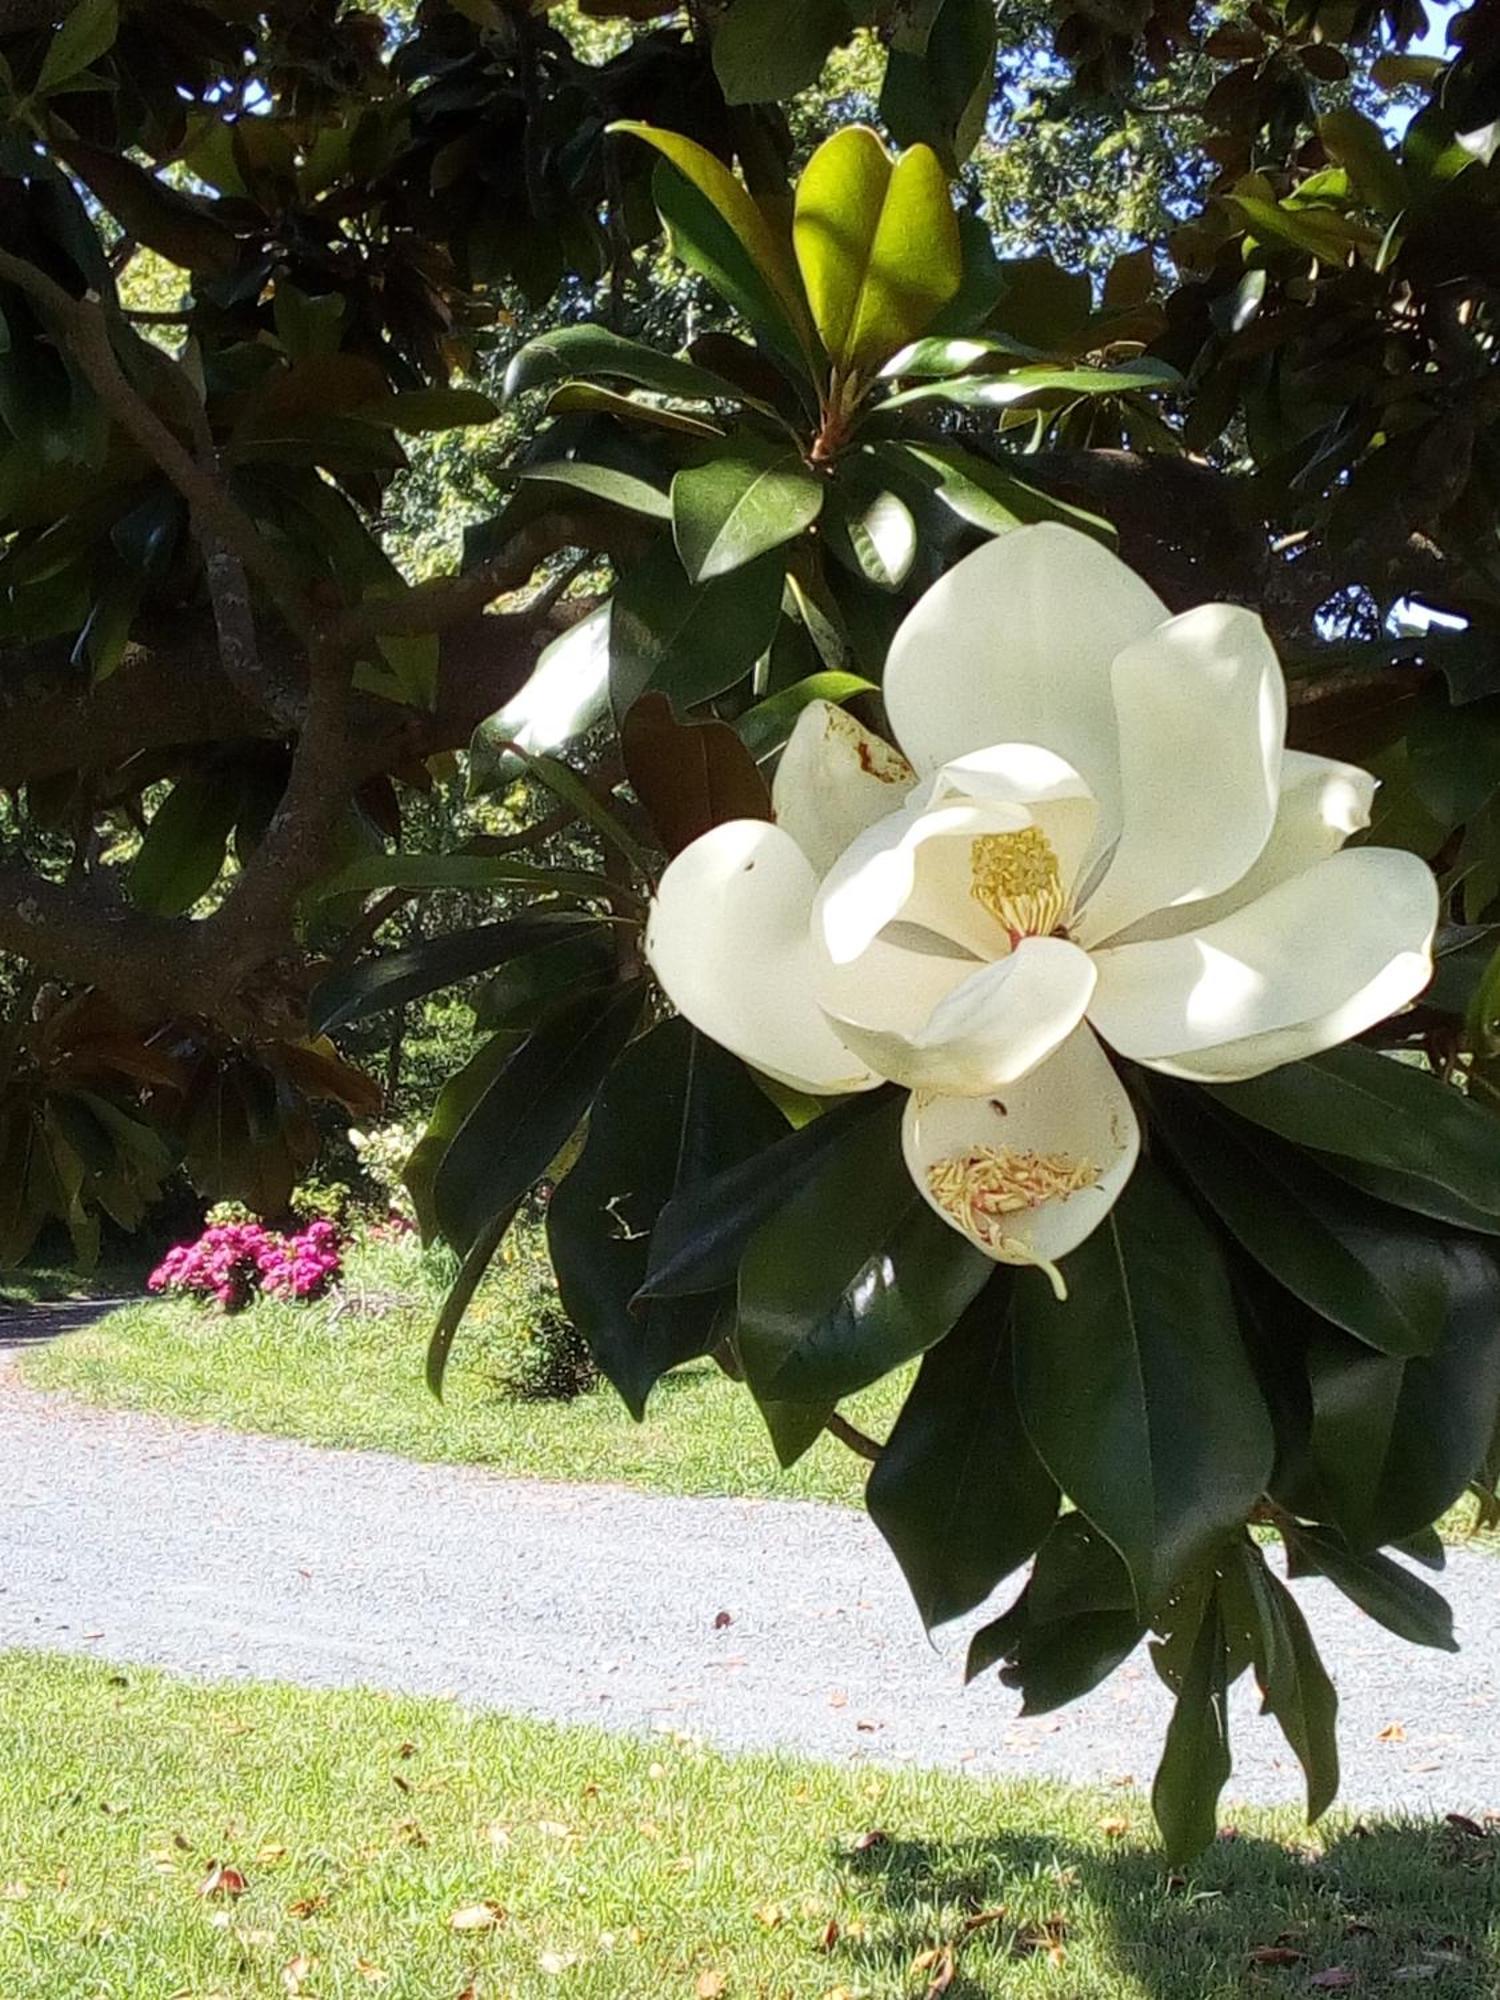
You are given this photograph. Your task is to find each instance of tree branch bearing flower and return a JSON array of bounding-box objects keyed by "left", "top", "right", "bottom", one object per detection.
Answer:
[{"left": 644, "top": 524, "right": 1438, "bottom": 1288}]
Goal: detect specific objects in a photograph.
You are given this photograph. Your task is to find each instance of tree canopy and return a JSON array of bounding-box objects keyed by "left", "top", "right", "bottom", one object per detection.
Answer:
[{"left": 4, "top": 0, "right": 1500, "bottom": 1856}]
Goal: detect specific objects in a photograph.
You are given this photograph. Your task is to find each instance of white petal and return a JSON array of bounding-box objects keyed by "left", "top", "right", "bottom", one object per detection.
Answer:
[
  {"left": 882, "top": 523, "right": 1167, "bottom": 822},
  {"left": 814, "top": 796, "right": 1036, "bottom": 965},
  {"left": 820, "top": 934, "right": 1096, "bottom": 1093},
  {"left": 924, "top": 742, "right": 1102, "bottom": 897},
  {"left": 1077, "top": 605, "right": 1287, "bottom": 945},
  {"left": 904, "top": 1025, "right": 1140, "bottom": 1268},
  {"left": 1087, "top": 846, "right": 1438, "bottom": 1082},
  {"left": 644, "top": 820, "right": 877, "bottom": 1095},
  {"left": 771, "top": 699, "right": 916, "bottom": 877},
  {"left": 1106, "top": 749, "right": 1376, "bottom": 945}
]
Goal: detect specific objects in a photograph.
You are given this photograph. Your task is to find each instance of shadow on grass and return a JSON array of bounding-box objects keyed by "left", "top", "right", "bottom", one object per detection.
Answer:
[{"left": 836, "top": 1816, "right": 1500, "bottom": 1998}]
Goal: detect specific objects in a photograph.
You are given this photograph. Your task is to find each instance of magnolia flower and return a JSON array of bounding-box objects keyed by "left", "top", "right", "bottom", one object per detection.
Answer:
[{"left": 644, "top": 525, "right": 1438, "bottom": 1289}]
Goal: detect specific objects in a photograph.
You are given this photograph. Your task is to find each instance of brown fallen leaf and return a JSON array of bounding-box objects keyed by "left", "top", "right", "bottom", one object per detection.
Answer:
[
  {"left": 913, "top": 1944, "right": 956, "bottom": 1993},
  {"left": 0, "top": 1883, "right": 29, "bottom": 1902},
  {"left": 1249, "top": 1945, "right": 1307, "bottom": 1965},
  {"left": 1377, "top": 1722, "right": 1407, "bottom": 1743},
  {"left": 753, "top": 1902, "right": 785, "bottom": 1930},
  {"left": 849, "top": 1828, "right": 888, "bottom": 1852},
  {"left": 695, "top": 1973, "right": 728, "bottom": 1998},
  {"left": 354, "top": 1959, "right": 387, "bottom": 1984},
  {"left": 1098, "top": 1817, "right": 1130, "bottom": 1839},
  {"left": 256, "top": 1845, "right": 288, "bottom": 1866},
  {"left": 197, "top": 1863, "right": 247, "bottom": 1899},
  {"left": 1445, "top": 1813, "right": 1485, "bottom": 1837},
  {"left": 959, "top": 1907, "right": 1008, "bottom": 1938},
  {"left": 280, "top": 1957, "right": 314, "bottom": 1996},
  {"left": 287, "top": 1895, "right": 328, "bottom": 1920},
  {"left": 1309, "top": 1970, "right": 1356, "bottom": 1990},
  {"left": 713, "top": 1610, "right": 733, "bottom": 1629},
  {"left": 817, "top": 1918, "right": 841, "bottom": 1952},
  {"left": 449, "top": 1902, "right": 506, "bottom": 1932}
]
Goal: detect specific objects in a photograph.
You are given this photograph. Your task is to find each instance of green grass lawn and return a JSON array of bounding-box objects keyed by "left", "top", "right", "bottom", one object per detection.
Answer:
[
  {"left": 2, "top": 1652, "right": 1495, "bottom": 2000},
  {"left": 18, "top": 1236, "right": 905, "bottom": 1507}
]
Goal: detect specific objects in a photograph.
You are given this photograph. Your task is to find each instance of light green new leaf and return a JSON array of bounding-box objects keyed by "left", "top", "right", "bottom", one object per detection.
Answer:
[
  {"left": 611, "top": 123, "right": 815, "bottom": 363},
  {"left": 671, "top": 441, "right": 824, "bottom": 582},
  {"left": 793, "top": 126, "right": 961, "bottom": 376}
]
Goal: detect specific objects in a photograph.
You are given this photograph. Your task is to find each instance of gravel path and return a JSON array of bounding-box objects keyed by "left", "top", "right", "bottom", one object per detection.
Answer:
[{"left": 2, "top": 1356, "right": 1497, "bottom": 1815}]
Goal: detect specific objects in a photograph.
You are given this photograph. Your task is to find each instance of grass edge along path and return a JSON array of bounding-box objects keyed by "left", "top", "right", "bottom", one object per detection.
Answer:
[{"left": 2, "top": 1652, "right": 1497, "bottom": 1999}]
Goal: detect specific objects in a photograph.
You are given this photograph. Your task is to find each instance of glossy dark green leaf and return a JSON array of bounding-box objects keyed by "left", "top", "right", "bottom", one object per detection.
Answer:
[
  {"left": 1206, "top": 1046, "right": 1500, "bottom": 1226},
  {"left": 1284, "top": 1525, "right": 1458, "bottom": 1651},
  {"left": 822, "top": 467, "right": 916, "bottom": 589},
  {"left": 312, "top": 915, "right": 602, "bottom": 1035},
  {"left": 711, "top": 0, "right": 854, "bottom": 105},
  {"left": 472, "top": 925, "right": 618, "bottom": 1033},
  {"left": 881, "top": 359, "right": 1180, "bottom": 412},
  {"left": 639, "top": 1088, "right": 895, "bottom": 1300},
  {"left": 737, "top": 1094, "right": 991, "bottom": 1449},
  {"left": 609, "top": 539, "right": 784, "bottom": 714},
  {"left": 1301, "top": 1265, "right": 1500, "bottom": 1548},
  {"left": 547, "top": 1019, "right": 785, "bottom": 1417},
  {"left": 1013, "top": 1160, "right": 1273, "bottom": 1614},
  {"left": 1228, "top": 1539, "right": 1339, "bottom": 1822},
  {"left": 1151, "top": 1593, "right": 1234, "bottom": 1863},
  {"left": 647, "top": 156, "right": 814, "bottom": 381},
  {"left": 515, "top": 459, "right": 671, "bottom": 519},
  {"left": 503, "top": 323, "right": 749, "bottom": 407},
  {"left": 867, "top": 1277, "right": 1058, "bottom": 1629},
  {"left": 427, "top": 1197, "right": 519, "bottom": 1398},
  {"left": 966, "top": 1515, "right": 1144, "bottom": 1709},
  {"left": 433, "top": 981, "right": 645, "bottom": 1257},
  {"left": 735, "top": 671, "right": 876, "bottom": 760},
  {"left": 36, "top": 0, "right": 117, "bottom": 93},
  {"left": 405, "top": 1033, "right": 522, "bottom": 1242},
  {"left": 1153, "top": 1084, "right": 1460, "bottom": 1358},
  {"left": 880, "top": 0, "right": 997, "bottom": 168},
  {"left": 129, "top": 774, "right": 240, "bottom": 916},
  {"left": 878, "top": 441, "right": 1113, "bottom": 539},
  {"left": 468, "top": 606, "right": 615, "bottom": 791},
  {"left": 671, "top": 440, "right": 823, "bottom": 583},
  {"left": 355, "top": 387, "right": 499, "bottom": 432}
]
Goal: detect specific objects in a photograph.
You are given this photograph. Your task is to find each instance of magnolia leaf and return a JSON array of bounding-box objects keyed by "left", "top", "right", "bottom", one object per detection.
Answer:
[
  {"left": 515, "top": 461, "right": 670, "bottom": 519},
  {"left": 469, "top": 605, "right": 614, "bottom": 791},
  {"left": 639, "top": 1088, "right": 897, "bottom": 1300},
  {"left": 611, "top": 124, "right": 815, "bottom": 365},
  {"left": 867, "top": 1278, "right": 1059, "bottom": 1629},
  {"left": 129, "top": 774, "right": 240, "bottom": 916},
  {"left": 1318, "top": 108, "right": 1409, "bottom": 219},
  {"left": 548, "top": 1019, "right": 785, "bottom": 1416},
  {"left": 504, "top": 323, "right": 749, "bottom": 405},
  {"left": 1151, "top": 1593, "right": 1234, "bottom": 1863},
  {"left": 822, "top": 473, "right": 916, "bottom": 589},
  {"left": 1228, "top": 1540, "right": 1340, "bottom": 1823},
  {"left": 671, "top": 440, "right": 824, "bottom": 582},
  {"left": 609, "top": 539, "right": 784, "bottom": 713},
  {"left": 711, "top": 0, "right": 854, "bottom": 105},
  {"left": 879, "top": 0, "right": 996, "bottom": 169},
  {"left": 793, "top": 126, "right": 961, "bottom": 375},
  {"left": 881, "top": 358, "right": 1181, "bottom": 411},
  {"left": 737, "top": 1094, "right": 990, "bottom": 1446},
  {"left": 1013, "top": 1160, "right": 1273, "bottom": 1615},
  {"left": 620, "top": 689, "right": 772, "bottom": 855},
  {"left": 36, "top": 0, "right": 117, "bottom": 94},
  {"left": 545, "top": 381, "right": 724, "bottom": 440},
  {"left": 735, "top": 670, "right": 876, "bottom": 759},
  {"left": 432, "top": 981, "right": 646, "bottom": 1257},
  {"left": 1284, "top": 1526, "right": 1458, "bottom": 1651},
  {"left": 1207, "top": 1046, "right": 1500, "bottom": 1227},
  {"left": 1153, "top": 1083, "right": 1462, "bottom": 1360},
  {"left": 310, "top": 914, "right": 604, "bottom": 1035}
]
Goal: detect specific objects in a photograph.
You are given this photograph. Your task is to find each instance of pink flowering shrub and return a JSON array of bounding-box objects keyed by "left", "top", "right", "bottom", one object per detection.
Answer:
[{"left": 148, "top": 1218, "right": 342, "bottom": 1311}]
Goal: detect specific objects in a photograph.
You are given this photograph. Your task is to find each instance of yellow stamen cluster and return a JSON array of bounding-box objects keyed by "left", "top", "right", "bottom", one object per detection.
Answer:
[
  {"left": 926, "top": 1144, "right": 1100, "bottom": 1260},
  {"left": 969, "top": 828, "right": 1065, "bottom": 942}
]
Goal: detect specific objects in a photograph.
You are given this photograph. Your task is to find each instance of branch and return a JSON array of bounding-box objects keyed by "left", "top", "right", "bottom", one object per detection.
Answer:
[{"left": 0, "top": 249, "right": 312, "bottom": 646}]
